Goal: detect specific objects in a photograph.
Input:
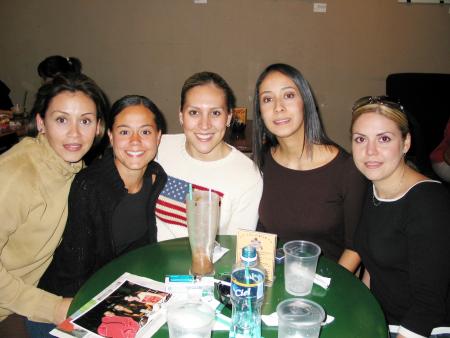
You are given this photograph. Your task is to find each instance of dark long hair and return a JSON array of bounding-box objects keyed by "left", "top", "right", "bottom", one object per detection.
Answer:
[{"left": 252, "top": 63, "right": 335, "bottom": 170}]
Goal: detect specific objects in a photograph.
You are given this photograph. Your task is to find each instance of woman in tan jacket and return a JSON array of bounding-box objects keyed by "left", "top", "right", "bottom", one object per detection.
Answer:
[{"left": 0, "top": 73, "right": 108, "bottom": 337}]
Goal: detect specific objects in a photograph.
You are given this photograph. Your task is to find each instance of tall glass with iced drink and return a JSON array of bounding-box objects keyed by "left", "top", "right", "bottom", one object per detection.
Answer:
[{"left": 186, "top": 190, "right": 220, "bottom": 276}]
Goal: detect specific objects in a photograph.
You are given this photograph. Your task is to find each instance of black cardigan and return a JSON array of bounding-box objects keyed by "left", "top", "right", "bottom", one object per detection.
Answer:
[{"left": 38, "top": 148, "right": 167, "bottom": 297}]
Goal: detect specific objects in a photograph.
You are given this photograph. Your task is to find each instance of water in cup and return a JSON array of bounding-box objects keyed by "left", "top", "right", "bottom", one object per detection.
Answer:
[
  {"left": 285, "top": 262, "right": 314, "bottom": 296},
  {"left": 167, "top": 301, "right": 215, "bottom": 338},
  {"left": 283, "top": 241, "right": 321, "bottom": 296},
  {"left": 277, "top": 298, "right": 325, "bottom": 338}
]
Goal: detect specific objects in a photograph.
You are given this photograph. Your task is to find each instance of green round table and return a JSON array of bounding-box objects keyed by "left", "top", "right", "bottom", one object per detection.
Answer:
[{"left": 69, "top": 236, "right": 387, "bottom": 338}]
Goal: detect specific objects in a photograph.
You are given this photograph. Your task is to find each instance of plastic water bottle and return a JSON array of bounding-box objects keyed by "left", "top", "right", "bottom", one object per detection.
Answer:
[{"left": 229, "top": 245, "right": 265, "bottom": 338}]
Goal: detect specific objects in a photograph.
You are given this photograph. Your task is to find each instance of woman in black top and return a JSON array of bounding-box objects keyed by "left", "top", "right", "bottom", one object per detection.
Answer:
[
  {"left": 39, "top": 95, "right": 167, "bottom": 299},
  {"left": 351, "top": 96, "right": 450, "bottom": 338},
  {"left": 252, "top": 63, "right": 367, "bottom": 272}
]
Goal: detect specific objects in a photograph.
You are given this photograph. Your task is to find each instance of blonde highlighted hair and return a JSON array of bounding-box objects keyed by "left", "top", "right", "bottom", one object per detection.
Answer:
[{"left": 351, "top": 97, "right": 410, "bottom": 139}]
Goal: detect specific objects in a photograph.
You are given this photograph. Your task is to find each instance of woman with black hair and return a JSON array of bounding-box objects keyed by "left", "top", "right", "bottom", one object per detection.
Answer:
[
  {"left": 252, "top": 63, "right": 367, "bottom": 272},
  {"left": 38, "top": 55, "right": 82, "bottom": 82},
  {"left": 0, "top": 73, "right": 108, "bottom": 333}
]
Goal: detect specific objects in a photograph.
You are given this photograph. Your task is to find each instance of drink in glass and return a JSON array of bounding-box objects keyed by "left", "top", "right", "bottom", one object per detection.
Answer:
[
  {"left": 283, "top": 240, "right": 321, "bottom": 296},
  {"left": 186, "top": 190, "right": 220, "bottom": 276},
  {"left": 167, "top": 300, "right": 215, "bottom": 338}
]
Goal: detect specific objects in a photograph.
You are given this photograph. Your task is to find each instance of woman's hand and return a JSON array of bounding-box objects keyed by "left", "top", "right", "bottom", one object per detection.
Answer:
[{"left": 54, "top": 297, "right": 73, "bottom": 325}]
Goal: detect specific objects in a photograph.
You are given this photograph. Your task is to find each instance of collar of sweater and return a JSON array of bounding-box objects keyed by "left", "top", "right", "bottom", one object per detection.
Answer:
[
  {"left": 37, "top": 133, "right": 83, "bottom": 178},
  {"left": 88, "top": 147, "right": 166, "bottom": 193}
]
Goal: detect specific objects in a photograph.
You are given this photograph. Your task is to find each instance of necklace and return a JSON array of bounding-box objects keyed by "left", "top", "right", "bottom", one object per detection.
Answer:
[
  {"left": 372, "top": 164, "right": 407, "bottom": 207},
  {"left": 372, "top": 193, "right": 382, "bottom": 207}
]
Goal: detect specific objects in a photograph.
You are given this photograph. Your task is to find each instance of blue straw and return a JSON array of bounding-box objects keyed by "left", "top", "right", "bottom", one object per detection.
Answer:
[{"left": 244, "top": 264, "right": 253, "bottom": 314}]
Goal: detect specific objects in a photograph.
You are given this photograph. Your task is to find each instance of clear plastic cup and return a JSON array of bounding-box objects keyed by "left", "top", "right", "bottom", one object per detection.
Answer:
[
  {"left": 277, "top": 298, "right": 325, "bottom": 338},
  {"left": 283, "top": 240, "right": 321, "bottom": 296},
  {"left": 167, "top": 300, "right": 215, "bottom": 338},
  {"left": 186, "top": 190, "right": 220, "bottom": 276}
]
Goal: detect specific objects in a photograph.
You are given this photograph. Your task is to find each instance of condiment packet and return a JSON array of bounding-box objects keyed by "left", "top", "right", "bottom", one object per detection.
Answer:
[
  {"left": 314, "top": 273, "right": 331, "bottom": 289},
  {"left": 261, "top": 312, "right": 335, "bottom": 326},
  {"left": 212, "top": 243, "right": 229, "bottom": 263}
]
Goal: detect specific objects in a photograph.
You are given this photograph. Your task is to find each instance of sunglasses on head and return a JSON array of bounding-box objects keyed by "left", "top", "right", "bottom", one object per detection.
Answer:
[{"left": 352, "top": 96, "right": 406, "bottom": 113}]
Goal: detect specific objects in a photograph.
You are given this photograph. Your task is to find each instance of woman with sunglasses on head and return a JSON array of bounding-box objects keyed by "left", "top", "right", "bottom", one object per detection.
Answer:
[
  {"left": 38, "top": 96, "right": 167, "bottom": 313},
  {"left": 0, "top": 74, "right": 108, "bottom": 335},
  {"left": 253, "top": 63, "right": 367, "bottom": 272},
  {"left": 155, "top": 71, "right": 263, "bottom": 241},
  {"left": 351, "top": 97, "right": 450, "bottom": 338}
]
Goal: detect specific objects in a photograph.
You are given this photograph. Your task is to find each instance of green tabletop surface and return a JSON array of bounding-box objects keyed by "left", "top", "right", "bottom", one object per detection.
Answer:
[{"left": 69, "top": 235, "right": 388, "bottom": 338}]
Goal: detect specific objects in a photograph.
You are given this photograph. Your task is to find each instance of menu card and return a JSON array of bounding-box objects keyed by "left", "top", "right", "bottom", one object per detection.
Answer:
[{"left": 235, "top": 229, "right": 277, "bottom": 287}]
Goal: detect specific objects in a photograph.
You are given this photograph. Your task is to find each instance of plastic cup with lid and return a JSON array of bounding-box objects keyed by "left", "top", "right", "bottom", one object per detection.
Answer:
[{"left": 276, "top": 298, "right": 325, "bottom": 338}]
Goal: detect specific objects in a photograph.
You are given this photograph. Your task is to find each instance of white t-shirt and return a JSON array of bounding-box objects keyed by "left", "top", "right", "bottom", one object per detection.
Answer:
[{"left": 155, "top": 134, "right": 263, "bottom": 241}]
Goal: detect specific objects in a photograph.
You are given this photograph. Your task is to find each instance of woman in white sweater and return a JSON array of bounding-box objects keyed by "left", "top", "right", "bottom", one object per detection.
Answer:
[{"left": 155, "top": 71, "right": 263, "bottom": 241}]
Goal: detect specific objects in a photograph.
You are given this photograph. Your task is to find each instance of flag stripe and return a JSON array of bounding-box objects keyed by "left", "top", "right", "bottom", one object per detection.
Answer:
[
  {"left": 155, "top": 176, "right": 223, "bottom": 228},
  {"left": 157, "top": 198, "right": 186, "bottom": 213},
  {"left": 155, "top": 207, "right": 186, "bottom": 222}
]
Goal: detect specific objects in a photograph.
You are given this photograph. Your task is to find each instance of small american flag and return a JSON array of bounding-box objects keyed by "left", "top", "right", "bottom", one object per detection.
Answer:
[{"left": 155, "top": 176, "right": 223, "bottom": 227}]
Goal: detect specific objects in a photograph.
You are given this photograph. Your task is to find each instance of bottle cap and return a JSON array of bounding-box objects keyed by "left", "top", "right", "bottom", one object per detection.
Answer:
[{"left": 241, "top": 245, "right": 257, "bottom": 263}]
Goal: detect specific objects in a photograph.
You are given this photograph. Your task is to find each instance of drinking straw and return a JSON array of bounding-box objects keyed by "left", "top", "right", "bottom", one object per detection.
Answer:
[
  {"left": 244, "top": 261, "right": 253, "bottom": 315},
  {"left": 208, "top": 188, "right": 212, "bottom": 232},
  {"left": 188, "top": 183, "right": 193, "bottom": 200}
]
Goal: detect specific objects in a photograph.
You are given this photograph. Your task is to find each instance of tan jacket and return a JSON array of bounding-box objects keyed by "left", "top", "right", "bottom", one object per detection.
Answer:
[{"left": 0, "top": 134, "right": 82, "bottom": 323}]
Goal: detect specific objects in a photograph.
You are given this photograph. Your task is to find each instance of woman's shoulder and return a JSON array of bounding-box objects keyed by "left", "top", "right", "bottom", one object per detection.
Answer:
[
  {"left": 1, "top": 136, "right": 39, "bottom": 160},
  {"left": 145, "top": 159, "right": 167, "bottom": 182},
  {"left": 227, "top": 148, "right": 261, "bottom": 176},
  {"left": 74, "top": 149, "right": 117, "bottom": 185},
  {"left": 305, "top": 145, "right": 356, "bottom": 174},
  {"left": 329, "top": 146, "right": 364, "bottom": 175},
  {"left": 159, "top": 134, "right": 185, "bottom": 149},
  {"left": 156, "top": 134, "right": 186, "bottom": 165},
  {"left": 398, "top": 180, "right": 450, "bottom": 221},
  {"left": 406, "top": 180, "right": 449, "bottom": 201},
  {"left": 0, "top": 137, "right": 42, "bottom": 176},
  {"left": 401, "top": 181, "right": 450, "bottom": 234}
]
